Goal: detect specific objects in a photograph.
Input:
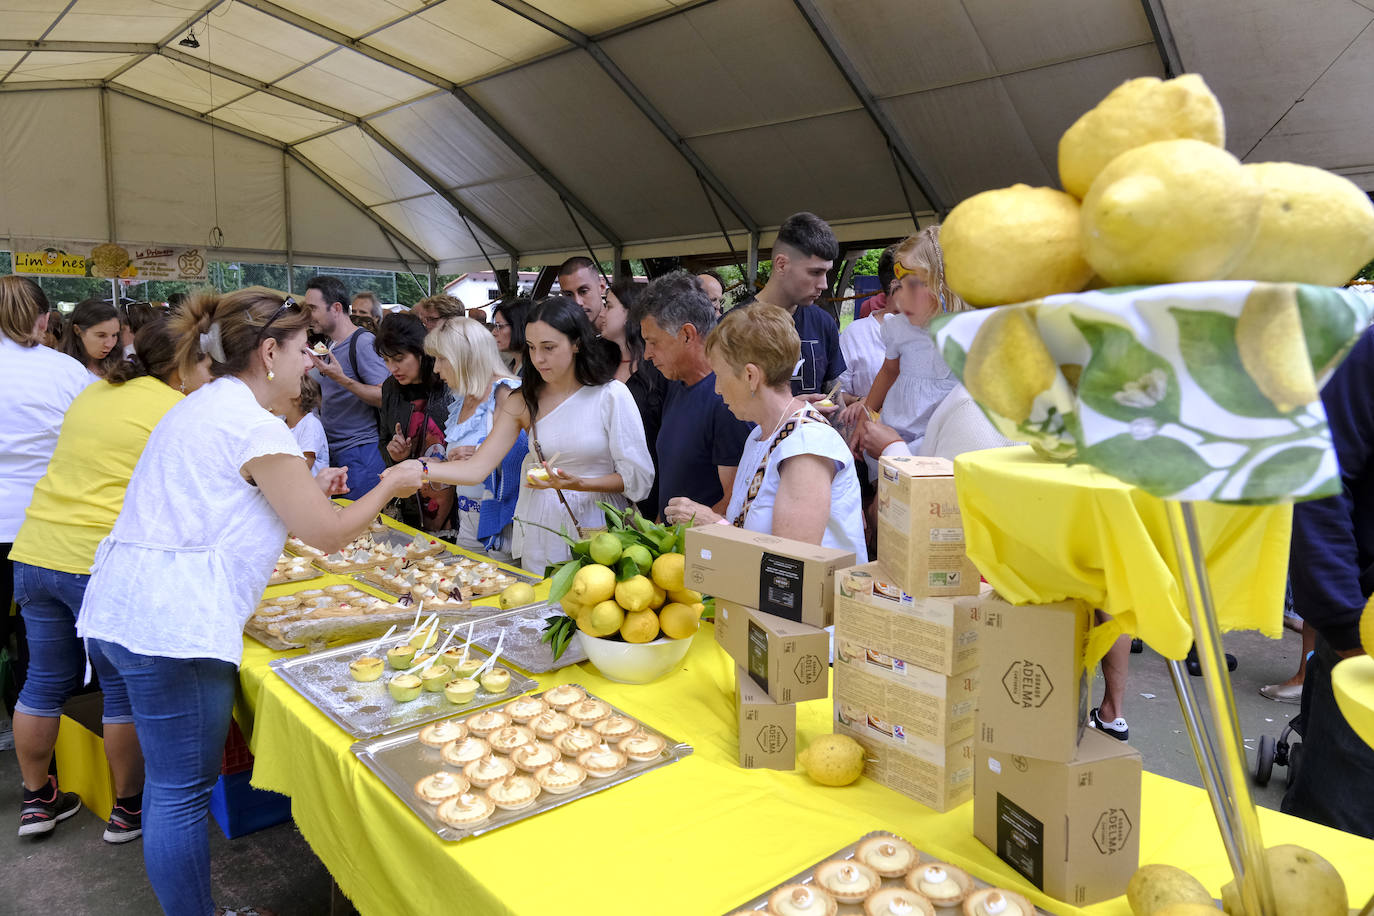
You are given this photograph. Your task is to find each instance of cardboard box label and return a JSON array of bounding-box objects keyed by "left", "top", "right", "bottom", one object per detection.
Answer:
[
  {"left": 716, "top": 601, "right": 830, "bottom": 704},
  {"left": 996, "top": 792, "right": 1045, "bottom": 888},
  {"left": 835, "top": 719, "right": 973, "bottom": 812},
  {"left": 1093, "top": 809, "right": 1134, "bottom": 855},
  {"left": 876, "top": 455, "right": 980, "bottom": 598},
  {"left": 736, "top": 664, "right": 796, "bottom": 770},
  {"left": 759, "top": 552, "right": 804, "bottom": 617},
  {"left": 835, "top": 654, "right": 978, "bottom": 744},
  {"left": 687, "top": 526, "right": 854, "bottom": 627},
  {"left": 1002, "top": 660, "right": 1055, "bottom": 708},
  {"left": 834, "top": 561, "right": 982, "bottom": 676},
  {"left": 747, "top": 619, "right": 771, "bottom": 694}
]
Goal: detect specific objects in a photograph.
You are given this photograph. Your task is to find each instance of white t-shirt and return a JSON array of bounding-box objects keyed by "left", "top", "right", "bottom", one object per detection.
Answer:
[
  {"left": 78, "top": 376, "right": 304, "bottom": 666},
  {"left": 0, "top": 336, "right": 91, "bottom": 541},
  {"left": 725, "top": 410, "right": 867, "bottom": 562},
  {"left": 837, "top": 313, "right": 889, "bottom": 399},
  {"left": 882, "top": 384, "right": 1018, "bottom": 460},
  {"left": 290, "top": 411, "right": 330, "bottom": 476}
]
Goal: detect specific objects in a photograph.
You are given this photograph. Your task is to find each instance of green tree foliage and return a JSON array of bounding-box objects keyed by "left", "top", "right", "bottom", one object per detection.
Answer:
[{"left": 853, "top": 248, "right": 882, "bottom": 276}]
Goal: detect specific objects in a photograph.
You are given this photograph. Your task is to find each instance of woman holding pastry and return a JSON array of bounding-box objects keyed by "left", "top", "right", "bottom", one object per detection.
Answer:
[
  {"left": 385, "top": 296, "right": 652, "bottom": 573},
  {"left": 76, "top": 288, "right": 422, "bottom": 916}
]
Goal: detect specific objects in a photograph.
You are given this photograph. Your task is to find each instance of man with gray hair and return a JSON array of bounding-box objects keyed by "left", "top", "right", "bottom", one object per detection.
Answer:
[{"left": 640, "top": 271, "right": 753, "bottom": 523}]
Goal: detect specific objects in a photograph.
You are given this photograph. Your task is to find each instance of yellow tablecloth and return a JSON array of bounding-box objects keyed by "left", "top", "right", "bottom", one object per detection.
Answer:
[
  {"left": 954, "top": 446, "right": 1293, "bottom": 663},
  {"left": 236, "top": 628, "right": 1373, "bottom": 916}
]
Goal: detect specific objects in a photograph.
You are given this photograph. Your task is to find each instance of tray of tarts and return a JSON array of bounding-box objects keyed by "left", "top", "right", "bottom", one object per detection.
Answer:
[
  {"left": 350, "top": 684, "right": 692, "bottom": 840},
  {"left": 726, "top": 831, "right": 1049, "bottom": 916},
  {"left": 269, "top": 631, "right": 537, "bottom": 739}
]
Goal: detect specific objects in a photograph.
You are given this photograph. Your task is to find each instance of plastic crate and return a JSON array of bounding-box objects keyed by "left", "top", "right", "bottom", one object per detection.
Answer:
[
  {"left": 221, "top": 720, "right": 254, "bottom": 775},
  {"left": 208, "top": 771, "right": 291, "bottom": 839}
]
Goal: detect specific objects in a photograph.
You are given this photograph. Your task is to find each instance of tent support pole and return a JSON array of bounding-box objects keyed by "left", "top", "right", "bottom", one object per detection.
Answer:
[
  {"left": 612, "top": 248, "right": 624, "bottom": 284},
  {"left": 282, "top": 150, "right": 294, "bottom": 294},
  {"left": 99, "top": 87, "right": 117, "bottom": 243},
  {"left": 747, "top": 233, "right": 760, "bottom": 292}
]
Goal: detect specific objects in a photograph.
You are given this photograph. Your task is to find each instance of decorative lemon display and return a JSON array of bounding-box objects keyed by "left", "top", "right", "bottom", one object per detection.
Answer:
[
  {"left": 1234, "top": 285, "right": 1320, "bottom": 413},
  {"left": 540, "top": 502, "right": 705, "bottom": 661},
  {"left": 1126, "top": 864, "right": 1212, "bottom": 915},
  {"left": 498, "top": 581, "right": 535, "bottom": 610},
  {"left": 942, "top": 184, "right": 1094, "bottom": 307},
  {"left": 798, "top": 733, "right": 866, "bottom": 787},
  {"left": 1220, "top": 845, "right": 1346, "bottom": 916}
]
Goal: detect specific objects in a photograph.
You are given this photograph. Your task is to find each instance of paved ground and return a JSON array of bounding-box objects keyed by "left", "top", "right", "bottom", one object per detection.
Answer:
[{"left": 0, "top": 626, "right": 1311, "bottom": 915}]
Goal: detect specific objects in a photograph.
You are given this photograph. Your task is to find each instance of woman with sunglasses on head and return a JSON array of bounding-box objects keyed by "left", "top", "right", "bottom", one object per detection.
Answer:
[
  {"left": 838, "top": 226, "right": 969, "bottom": 455},
  {"left": 76, "top": 288, "right": 422, "bottom": 916},
  {"left": 9, "top": 317, "right": 212, "bottom": 845},
  {"left": 375, "top": 311, "right": 453, "bottom": 533},
  {"left": 490, "top": 296, "right": 530, "bottom": 374},
  {"left": 384, "top": 296, "right": 652, "bottom": 574}
]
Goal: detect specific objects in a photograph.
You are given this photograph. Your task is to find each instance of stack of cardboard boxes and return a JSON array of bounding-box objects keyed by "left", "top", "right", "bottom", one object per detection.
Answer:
[
  {"left": 832, "top": 456, "right": 983, "bottom": 812},
  {"left": 684, "top": 525, "right": 855, "bottom": 770}
]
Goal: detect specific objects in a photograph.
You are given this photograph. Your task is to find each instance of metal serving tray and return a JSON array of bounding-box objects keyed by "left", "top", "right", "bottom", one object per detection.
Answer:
[
  {"left": 468, "top": 601, "right": 587, "bottom": 674},
  {"left": 351, "top": 686, "right": 692, "bottom": 841},
  {"left": 730, "top": 830, "right": 1052, "bottom": 914},
  {"left": 270, "top": 639, "right": 536, "bottom": 739}
]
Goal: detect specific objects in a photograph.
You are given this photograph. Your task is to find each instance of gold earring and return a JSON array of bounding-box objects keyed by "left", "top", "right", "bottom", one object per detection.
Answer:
[{"left": 267, "top": 370, "right": 275, "bottom": 381}]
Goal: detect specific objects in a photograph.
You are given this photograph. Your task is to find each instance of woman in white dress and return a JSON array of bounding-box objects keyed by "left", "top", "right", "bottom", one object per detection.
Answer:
[
  {"left": 395, "top": 297, "right": 653, "bottom": 573},
  {"left": 76, "top": 288, "right": 422, "bottom": 916},
  {"left": 663, "top": 304, "right": 866, "bottom": 561}
]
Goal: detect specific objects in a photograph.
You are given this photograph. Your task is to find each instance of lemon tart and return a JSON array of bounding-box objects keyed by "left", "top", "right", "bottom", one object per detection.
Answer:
[
  {"left": 577, "top": 743, "right": 627, "bottom": 778},
  {"left": 618, "top": 731, "right": 666, "bottom": 762},
  {"left": 534, "top": 760, "right": 586, "bottom": 795},
  {"left": 815, "top": 860, "right": 880, "bottom": 904},
  {"left": 592, "top": 714, "right": 637, "bottom": 740},
  {"left": 532, "top": 710, "right": 574, "bottom": 741},
  {"left": 510, "top": 742, "right": 561, "bottom": 773},
  {"left": 488, "top": 725, "right": 536, "bottom": 754},
  {"left": 464, "top": 753, "right": 515, "bottom": 789},
  {"left": 566, "top": 697, "right": 611, "bottom": 727},
  {"left": 413, "top": 770, "right": 467, "bottom": 805},
  {"left": 466, "top": 709, "right": 511, "bottom": 738},
  {"left": 503, "top": 695, "right": 547, "bottom": 724},
  {"left": 857, "top": 837, "right": 920, "bottom": 878},
  {"left": 486, "top": 774, "right": 540, "bottom": 811},
  {"left": 553, "top": 726, "right": 600, "bottom": 756},
  {"left": 436, "top": 792, "right": 494, "bottom": 829},
  {"left": 768, "top": 885, "right": 837, "bottom": 916},
  {"left": 418, "top": 719, "right": 467, "bottom": 748},
  {"left": 962, "top": 889, "right": 1034, "bottom": 916},
  {"left": 542, "top": 684, "right": 586, "bottom": 710},
  {"left": 865, "top": 888, "right": 935, "bottom": 916},
  {"left": 905, "top": 864, "right": 973, "bottom": 907},
  {"left": 440, "top": 736, "right": 489, "bottom": 767}
]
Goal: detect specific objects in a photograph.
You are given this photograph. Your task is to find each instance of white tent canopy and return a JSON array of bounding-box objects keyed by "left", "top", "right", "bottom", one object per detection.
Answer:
[{"left": 2, "top": 0, "right": 1371, "bottom": 275}]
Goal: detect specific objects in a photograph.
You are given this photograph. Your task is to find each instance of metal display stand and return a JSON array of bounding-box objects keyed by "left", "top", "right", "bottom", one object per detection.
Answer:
[{"left": 1164, "top": 501, "right": 1277, "bottom": 916}]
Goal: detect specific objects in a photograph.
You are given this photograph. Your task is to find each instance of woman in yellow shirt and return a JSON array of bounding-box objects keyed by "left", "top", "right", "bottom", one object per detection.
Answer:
[{"left": 9, "top": 317, "right": 210, "bottom": 842}]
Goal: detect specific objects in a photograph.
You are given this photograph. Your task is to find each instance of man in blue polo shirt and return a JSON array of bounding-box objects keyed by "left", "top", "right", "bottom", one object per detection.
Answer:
[
  {"left": 304, "top": 275, "right": 391, "bottom": 499},
  {"left": 747, "top": 211, "right": 845, "bottom": 397},
  {"left": 639, "top": 271, "right": 753, "bottom": 522}
]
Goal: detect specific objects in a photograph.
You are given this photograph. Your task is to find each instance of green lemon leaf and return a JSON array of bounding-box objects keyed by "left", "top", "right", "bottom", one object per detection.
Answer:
[
  {"left": 941, "top": 336, "right": 966, "bottom": 382},
  {"left": 1169, "top": 308, "right": 1293, "bottom": 418},
  {"left": 1071, "top": 316, "right": 1180, "bottom": 423},
  {"left": 1078, "top": 434, "right": 1214, "bottom": 495},
  {"left": 1240, "top": 446, "right": 1326, "bottom": 502},
  {"left": 1295, "top": 285, "right": 1359, "bottom": 378},
  {"left": 616, "top": 556, "right": 639, "bottom": 582},
  {"left": 547, "top": 557, "right": 584, "bottom": 602}
]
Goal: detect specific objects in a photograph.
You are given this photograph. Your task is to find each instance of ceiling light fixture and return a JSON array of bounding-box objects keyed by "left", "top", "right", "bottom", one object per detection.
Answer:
[{"left": 178, "top": 30, "right": 199, "bottom": 49}]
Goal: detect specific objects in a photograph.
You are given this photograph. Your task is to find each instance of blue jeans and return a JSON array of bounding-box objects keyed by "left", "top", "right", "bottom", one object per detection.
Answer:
[
  {"left": 333, "top": 441, "right": 387, "bottom": 499},
  {"left": 13, "top": 562, "right": 131, "bottom": 723},
  {"left": 90, "top": 639, "right": 237, "bottom": 916}
]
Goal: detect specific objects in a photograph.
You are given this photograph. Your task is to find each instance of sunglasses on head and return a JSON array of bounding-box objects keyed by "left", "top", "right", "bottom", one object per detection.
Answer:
[{"left": 255, "top": 296, "right": 302, "bottom": 343}]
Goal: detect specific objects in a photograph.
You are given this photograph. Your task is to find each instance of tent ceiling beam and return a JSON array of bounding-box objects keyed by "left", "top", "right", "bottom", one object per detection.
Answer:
[
  {"left": 489, "top": 0, "right": 759, "bottom": 234},
  {"left": 0, "top": 78, "right": 103, "bottom": 92},
  {"left": 0, "top": 40, "right": 157, "bottom": 54},
  {"left": 789, "top": 0, "right": 946, "bottom": 214},
  {"left": 229, "top": 0, "right": 623, "bottom": 249},
  {"left": 104, "top": 0, "right": 230, "bottom": 84},
  {"left": 158, "top": 45, "right": 358, "bottom": 123},
  {"left": 106, "top": 82, "right": 286, "bottom": 149}
]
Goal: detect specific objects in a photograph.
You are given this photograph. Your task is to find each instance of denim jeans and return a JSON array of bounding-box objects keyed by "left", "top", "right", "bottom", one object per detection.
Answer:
[
  {"left": 89, "top": 639, "right": 238, "bottom": 915},
  {"left": 13, "top": 562, "right": 131, "bottom": 723},
  {"left": 332, "top": 441, "right": 387, "bottom": 499},
  {"left": 1281, "top": 633, "right": 1374, "bottom": 839}
]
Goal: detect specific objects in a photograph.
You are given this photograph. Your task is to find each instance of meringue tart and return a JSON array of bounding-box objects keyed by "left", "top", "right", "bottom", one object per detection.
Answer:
[
  {"left": 815, "top": 860, "right": 880, "bottom": 904},
  {"left": 542, "top": 684, "right": 586, "bottom": 710},
  {"left": 577, "top": 743, "right": 626, "bottom": 778},
  {"left": 510, "top": 742, "right": 560, "bottom": 773},
  {"left": 962, "top": 888, "right": 1034, "bottom": 916},
  {"left": 486, "top": 774, "right": 540, "bottom": 811},
  {"left": 503, "top": 695, "right": 547, "bottom": 724},
  {"left": 768, "top": 884, "right": 837, "bottom": 916},
  {"left": 418, "top": 719, "right": 467, "bottom": 748},
  {"left": 532, "top": 710, "right": 574, "bottom": 741},
  {"left": 466, "top": 709, "right": 511, "bottom": 738},
  {"left": 617, "top": 731, "right": 666, "bottom": 762},
  {"left": 865, "top": 888, "right": 935, "bottom": 916},
  {"left": 413, "top": 770, "right": 467, "bottom": 805},
  {"left": 905, "top": 863, "right": 973, "bottom": 907},
  {"left": 856, "top": 836, "right": 920, "bottom": 878},
  {"left": 487, "top": 725, "right": 536, "bottom": 754},
  {"left": 534, "top": 760, "right": 586, "bottom": 795},
  {"left": 436, "top": 792, "right": 493, "bottom": 828},
  {"left": 552, "top": 726, "right": 599, "bottom": 756},
  {"left": 464, "top": 753, "right": 515, "bottom": 789},
  {"left": 566, "top": 697, "right": 611, "bottom": 727},
  {"left": 440, "top": 736, "right": 489, "bottom": 767},
  {"left": 592, "top": 714, "right": 637, "bottom": 740}
]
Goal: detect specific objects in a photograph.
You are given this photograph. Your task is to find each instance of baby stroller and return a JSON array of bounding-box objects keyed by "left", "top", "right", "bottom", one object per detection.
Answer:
[{"left": 1254, "top": 712, "right": 1304, "bottom": 787}]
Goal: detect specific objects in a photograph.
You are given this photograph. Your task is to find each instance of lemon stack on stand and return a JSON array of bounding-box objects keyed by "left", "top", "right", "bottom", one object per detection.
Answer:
[{"left": 540, "top": 503, "right": 706, "bottom": 662}]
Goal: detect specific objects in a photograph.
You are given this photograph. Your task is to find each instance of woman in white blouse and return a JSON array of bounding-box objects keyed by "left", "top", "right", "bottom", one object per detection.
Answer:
[
  {"left": 392, "top": 296, "right": 653, "bottom": 573},
  {"left": 77, "top": 287, "right": 422, "bottom": 916},
  {"left": 664, "top": 304, "right": 867, "bottom": 561}
]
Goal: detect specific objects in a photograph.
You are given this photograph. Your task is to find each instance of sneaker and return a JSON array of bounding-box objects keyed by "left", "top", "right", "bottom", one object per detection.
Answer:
[
  {"left": 1259, "top": 682, "right": 1303, "bottom": 705},
  {"left": 18, "top": 777, "right": 82, "bottom": 837},
  {"left": 1088, "top": 707, "right": 1129, "bottom": 741},
  {"left": 216, "top": 907, "right": 277, "bottom": 916},
  {"left": 103, "top": 804, "right": 142, "bottom": 843}
]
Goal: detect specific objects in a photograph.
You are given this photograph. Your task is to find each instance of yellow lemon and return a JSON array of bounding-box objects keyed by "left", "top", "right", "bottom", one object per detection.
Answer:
[
  {"left": 1224, "top": 162, "right": 1374, "bottom": 285},
  {"left": 1059, "top": 74, "right": 1224, "bottom": 199},
  {"left": 619, "top": 608, "right": 661, "bottom": 644},
  {"left": 650, "top": 553, "right": 686, "bottom": 592},
  {"left": 588, "top": 532, "right": 622, "bottom": 566},
  {"left": 1361, "top": 593, "right": 1374, "bottom": 655},
  {"left": 498, "top": 581, "right": 535, "bottom": 610},
  {"left": 797, "top": 733, "right": 866, "bottom": 787},
  {"left": 1127, "top": 864, "right": 1212, "bottom": 915},
  {"left": 964, "top": 307, "right": 1059, "bottom": 424},
  {"left": 649, "top": 581, "right": 667, "bottom": 609},
  {"left": 614, "top": 575, "right": 655, "bottom": 614},
  {"left": 1080, "top": 139, "right": 1261, "bottom": 285},
  {"left": 1221, "top": 845, "right": 1346, "bottom": 916},
  {"left": 942, "top": 184, "right": 1094, "bottom": 306},
  {"left": 570, "top": 563, "right": 616, "bottom": 605},
  {"left": 668, "top": 587, "right": 703, "bottom": 606},
  {"left": 1235, "top": 285, "right": 1318, "bottom": 413},
  {"left": 587, "top": 600, "right": 625, "bottom": 637},
  {"left": 659, "top": 601, "right": 703, "bottom": 640}
]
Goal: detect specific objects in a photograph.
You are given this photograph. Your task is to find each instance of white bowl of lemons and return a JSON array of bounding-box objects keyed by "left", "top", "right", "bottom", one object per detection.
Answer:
[{"left": 575, "top": 631, "right": 695, "bottom": 684}]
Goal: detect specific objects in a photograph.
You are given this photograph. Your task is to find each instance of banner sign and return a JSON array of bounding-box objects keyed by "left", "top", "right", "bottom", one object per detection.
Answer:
[{"left": 10, "top": 241, "right": 209, "bottom": 282}]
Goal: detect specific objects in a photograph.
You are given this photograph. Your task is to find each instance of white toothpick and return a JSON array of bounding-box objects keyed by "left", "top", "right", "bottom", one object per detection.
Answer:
[
  {"left": 365, "top": 625, "right": 397, "bottom": 658},
  {"left": 405, "top": 601, "right": 424, "bottom": 638},
  {"left": 458, "top": 621, "right": 475, "bottom": 667},
  {"left": 472, "top": 629, "right": 507, "bottom": 679},
  {"left": 406, "top": 626, "right": 457, "bottom": 675}
]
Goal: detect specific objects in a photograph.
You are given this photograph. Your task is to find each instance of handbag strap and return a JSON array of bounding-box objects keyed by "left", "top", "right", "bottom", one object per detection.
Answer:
[
  {"left": 529, "top": 415, "right": 585, "bottom": 538},
  {"left": 731, "top": 405, "right": 824, "bottom": 528}
]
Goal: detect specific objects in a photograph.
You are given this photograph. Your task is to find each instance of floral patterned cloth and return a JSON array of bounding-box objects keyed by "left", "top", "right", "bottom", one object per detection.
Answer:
[{"left": 931, "top": 282, "right": 1373, "bottom": 503}]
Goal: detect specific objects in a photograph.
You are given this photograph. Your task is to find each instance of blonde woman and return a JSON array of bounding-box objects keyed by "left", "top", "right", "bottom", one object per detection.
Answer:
[
  {"left": 838, "top": 226, "right": 969, "bottom": 454},
  {"left": 425, "top": 316, "right": 525, "bottom": 555},
  {"left": 665, "top": 304, "right": 866, "bottom": 560},
  {"left": 76, "top": 288, "right": 421, "bottom": 915}
]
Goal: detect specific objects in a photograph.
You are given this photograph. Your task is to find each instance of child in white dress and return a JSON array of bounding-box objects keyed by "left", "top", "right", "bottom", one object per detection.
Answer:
[{"left": 840, "top": 226, "right": 968, "bottom": 454}]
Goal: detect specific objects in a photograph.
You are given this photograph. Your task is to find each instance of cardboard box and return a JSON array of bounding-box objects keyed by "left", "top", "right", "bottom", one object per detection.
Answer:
[
  {"left": 974, "top": 593, "right": 1091, "bottom": 762},
  {"left": 834, "top": 649, "right": 979, "bottom": 744},
  {"left": 834, "top": 560, "right": 982, "bottom": 676},
  {"left": 974, "top": 730, "right": 1142, "bottom": 905},
  {"left": 685, "top": 525, "right": 855, "bottom": 627},
  {"left": 714, "top": 600, "right": 830, "bottom": 704},
  {"left": 834, "top": 715, "right": 974, "bottom": 813},
  {"left": 735, "top": 665, "right": 796, "bottom": 769},
  {"left": 876, "top": 455, "right": 980, "bottom": 597}
]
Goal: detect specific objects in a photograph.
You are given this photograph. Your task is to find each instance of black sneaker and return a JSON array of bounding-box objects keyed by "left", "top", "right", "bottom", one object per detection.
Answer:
[
  {"left": 1089, "top": 707, "right": 1130, "bottom": 741},
  {"left": 103, "top": 804, "right": 142, "bottom": 844},
  {"left": 18, "top": 777, "right": 82, "bottom": 837}
]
